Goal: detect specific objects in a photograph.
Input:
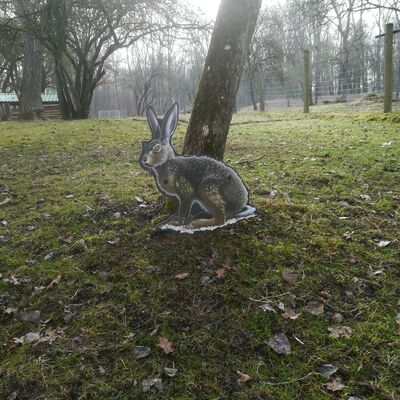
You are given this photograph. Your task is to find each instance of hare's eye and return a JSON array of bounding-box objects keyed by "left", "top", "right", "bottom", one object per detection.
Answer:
[{"left": 153, "top": 144, "right": 161, "bottom": 153}]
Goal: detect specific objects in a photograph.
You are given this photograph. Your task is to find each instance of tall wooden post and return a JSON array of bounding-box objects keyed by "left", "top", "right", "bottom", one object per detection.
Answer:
[
  {"left": 384, "top": 23, "right": 394, "bottom": 113},
  {"left": 303, "top": 50, "right": 310, "bottom": 113}
]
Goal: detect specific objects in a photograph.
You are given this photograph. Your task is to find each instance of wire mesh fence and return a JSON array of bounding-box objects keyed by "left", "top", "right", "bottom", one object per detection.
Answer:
[{"left": 237, "top": 30, "right": 400, "bottom": 112}]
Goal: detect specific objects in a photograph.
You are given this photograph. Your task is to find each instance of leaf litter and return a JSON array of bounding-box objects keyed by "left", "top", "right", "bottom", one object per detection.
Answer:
[
  {"left": 328, "top": 326, "right": 352, "bottom": 339},
  {"left": 133, "top": 345, "right": 151, "bottom": 359},
  {"left": 266, "top": 332, "right": 291, "bottom": 354},
  {"left": 158, "top": 336, "right": 174, "bottom": 354}
]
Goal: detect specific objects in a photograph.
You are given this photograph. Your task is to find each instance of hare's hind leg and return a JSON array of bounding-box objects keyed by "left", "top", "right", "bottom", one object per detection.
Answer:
[{"left": 187, "top": 192, "right": 226, "bottom": 228}]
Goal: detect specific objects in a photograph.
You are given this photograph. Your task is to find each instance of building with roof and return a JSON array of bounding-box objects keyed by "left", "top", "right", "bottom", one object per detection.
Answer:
[{"left": 0, "top": 92, "right": 60, "bottom": 121}]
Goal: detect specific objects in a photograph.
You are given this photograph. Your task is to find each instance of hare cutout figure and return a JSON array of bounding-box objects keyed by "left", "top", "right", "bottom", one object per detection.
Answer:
[{"left": 139, "top": 102, "right": 254, "bottom": 231}]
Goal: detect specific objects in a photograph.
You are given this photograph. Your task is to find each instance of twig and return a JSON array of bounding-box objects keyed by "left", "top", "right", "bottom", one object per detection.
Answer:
[
  {"left": 249, "top": 292, "right": 291, "bottom": 302},
  {"left": 256, "top": 363, "right": 315, "bottom": 386},
  {"left": 235, "top": 154, "right": 265, "bottom": 165}
]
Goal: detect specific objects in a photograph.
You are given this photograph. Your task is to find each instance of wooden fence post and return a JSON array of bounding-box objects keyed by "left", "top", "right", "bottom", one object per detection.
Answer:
[
  {"left": 304, "top": 50, "right": 310, "bottom": 113},
  {"left": 384, "top": 23, "right": 394, "bottom": 113}
]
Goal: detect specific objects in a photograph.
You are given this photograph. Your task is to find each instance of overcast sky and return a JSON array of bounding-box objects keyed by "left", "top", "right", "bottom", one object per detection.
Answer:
[{"left": 187, "top": 0, "right": 281, "bottom": 19}]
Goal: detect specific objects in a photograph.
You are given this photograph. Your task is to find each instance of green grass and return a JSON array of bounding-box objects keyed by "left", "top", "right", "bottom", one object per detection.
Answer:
[{"left": 0, "top": 107, "right": 399, "bottom": 399}]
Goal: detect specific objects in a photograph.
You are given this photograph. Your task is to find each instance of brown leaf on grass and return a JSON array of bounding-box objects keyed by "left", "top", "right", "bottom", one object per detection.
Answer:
[
  {"left": 32, "top": 286, "right": 46, "bottom": 296},
  {"left": 14, "top": 329, "right": 63, "bottom": 345},
  {"left": 282, "top": 268, "right": 298, "bottom": 284},
  {"left": 133, "top": 345, "right": 151, "bottom": 359},
  {"left": 141, "top": 378, "right": 164, "bottom": 393},
  {"left": 4, "top": 307, "right": 18, "bottom": 314},
  {"left": 328, "top": 326, "right": 352, "bottom": 339},
  {"left": 47, "top": 274, "right": 62, "bottom": 289},
  {"left": 158, "top": 336, "right": 174, "bottom": 354},
  {"left": 222, "top": 259, "right": 234, "bottom": 269},
  {"left": 18, "top": 310, "right": 41, "bottom": 322},
  {"left": 99, "top": 366, "right": 106, "bottom": 375},
  {"left": 164, "top": 367, "right": 178, "bottom": 377},
  {"left": 175, "top": 272, "right": 189, "bottom": 280},
  {"left": 318, "top": 364, "right": 339, "bottom": 379},
  {"left": 282, "top": 307, "right": 301, "bottom": 320},
  {"left": 215, "top": 268, "right": 226, "bottom": 278},
  {"left": 308, "top": 301, "right": 324, "bottom": 316},
  {"left": 266, "top": 332, "right": 291, "bottom": 354},
  {"left": 59, "top": 235, "right": 73, "bottom": 244},
  {"left": 259, "top": 302, "right": 276, "bottom": 313},
  {"left": 237, "top": 370, "right": 252, "bottom": 383},
  {"left": 331, "top": 313, "right": 344, "bottom": 323},
  {"left": 325, "top": 377, "right": 347, "bottom": 392}
]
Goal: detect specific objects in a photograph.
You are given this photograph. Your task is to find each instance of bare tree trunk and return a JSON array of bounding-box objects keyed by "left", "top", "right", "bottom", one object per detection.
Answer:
[
  {"left": 19, "top": 34, "right": 46, "bottom": 120},
  {"left": 182, "top": 0, "right": 262, "bottom": 160},
  {"left": 257, "top": 67, "right": 265, "bottom": 111},
  {"left": 249, "top": 77, "right": 258, "bottom": 110}
]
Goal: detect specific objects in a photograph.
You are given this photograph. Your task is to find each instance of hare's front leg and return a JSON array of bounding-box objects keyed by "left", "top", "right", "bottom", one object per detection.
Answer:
[
  {"left": 177, "top": 196, "right": 192, "bottom": 225},
  {"left": 188, "top": 191, "right": 226, "bottom": 228}
]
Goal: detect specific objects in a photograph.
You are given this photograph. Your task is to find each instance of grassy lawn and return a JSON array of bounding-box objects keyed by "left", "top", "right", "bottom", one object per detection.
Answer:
[{"left": 0, "top": 107, "right": 399, "bottom": 399}]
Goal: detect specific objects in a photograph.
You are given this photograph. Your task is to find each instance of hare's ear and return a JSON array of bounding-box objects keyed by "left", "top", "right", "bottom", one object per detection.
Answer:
[
  {"left": 161, "top": 102, "right": 179, "bottom": 144},
  {"left": 146, "top": 106, "right": 161, "bottom": 139}
]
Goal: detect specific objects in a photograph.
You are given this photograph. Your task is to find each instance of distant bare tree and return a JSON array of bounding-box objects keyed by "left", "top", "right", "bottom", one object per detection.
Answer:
[{"left": 3, "top": 0, "right": 203, "bottom": 119}]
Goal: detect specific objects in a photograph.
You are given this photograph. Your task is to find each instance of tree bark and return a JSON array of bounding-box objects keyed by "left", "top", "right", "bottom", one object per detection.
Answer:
[
  {"left": 19, "top": 34, "right": 46, "bottom": 120},
  {"left": 249, "top": 77, "right": 258, "bottom": 110},
  {"left": 182, "top": 0, "right": 262, "bottom": 160},
  {"left": 257, "top": 66, "right": 265, "bottom": 111}
]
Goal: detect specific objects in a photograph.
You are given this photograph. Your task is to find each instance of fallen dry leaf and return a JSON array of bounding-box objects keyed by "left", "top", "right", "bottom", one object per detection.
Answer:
[
  {"left": 331, "top": 313, "right": 344, "bottom": 323},
  {"left": 59, "top": 235, "right": 74, "bottom": 244},
  {"left": 282, "top": 268, "right": 298, "bottom": 284},
  {"left": 200, "top": 275, "right": 211, "bottom": 285},
  {"left": 18, "top": 310, "right": 41, "bottom": 322},
  {"left": 328, "top": 326, "right": 352, "bottom": 339},
  {"left": 215, "top": 268, "right": 226, "bottom": 278},
  {"left": 99, "top": 366, "right": 106, "bottom": 375},
  {"left": 158, "top": 336, "right": 174, "bottom": 354},
  {"left": 175, "top": 272, "right": 189, "bottom": 280},
  {"left": 325, "top": 377, "right": 347, "bottom": 392},
  {"left": 266, "top": 332, "right": 291, "bottom": 354},
  {"left": 237, "top": 370, "right": 252, "bottom": 383},
  {"left": 259, "top": 302, "right": 276, "bottom": 313},
  {"left": 14, "top": 328, "right": 63, "bottom": 345},
  {"left": 282, "top": 307, "right": 301, "bottom": 320},
  {"left": 133, "top": 345, "right": 151, "bottom": 359},
  {"left": 222, "top": 259, "right": 234, "bottom": 269},
  {"left": 377, "top": 240, "right": 391, "bottom": 248},
  {"left": 47, "top": 275, "right": 62, "bottom": 289},
  {"left": 318, "top": 364, "right": 339, "bottom": 379},
  {"left": 342, "top": 231, "right": 353, "bottom": 240},
  {"left": 396, "top": 313, "right": 400, "bottom": 325},
  {"left": 164, "top": 367, "right": 178, "bottom": 377},
  {"left": 308, "top": 301, "right": 324, "bottom": 316},
  {"left": 141, "top": 378, "right": 164, "bottom": 393},
  {"left": 4, "top": 307, "right": 18, "bottom": 314}
]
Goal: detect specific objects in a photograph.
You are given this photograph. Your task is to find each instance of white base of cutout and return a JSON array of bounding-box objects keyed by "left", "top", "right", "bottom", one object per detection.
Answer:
[{"left": 158, "top": 205, "right": 256, "bottom": 234}]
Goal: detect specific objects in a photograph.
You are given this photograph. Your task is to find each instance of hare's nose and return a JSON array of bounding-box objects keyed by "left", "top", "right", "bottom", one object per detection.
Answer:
[{"left": 142, "top": 155, "right": 148, "bottom": 163}]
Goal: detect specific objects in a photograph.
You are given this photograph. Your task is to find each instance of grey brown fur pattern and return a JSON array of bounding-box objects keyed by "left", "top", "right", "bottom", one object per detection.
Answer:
[{"left": 139, "top": 102, "right": 249, "bottom": 229}]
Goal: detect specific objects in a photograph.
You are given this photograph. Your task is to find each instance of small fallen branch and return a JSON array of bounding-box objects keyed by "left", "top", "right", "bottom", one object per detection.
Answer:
[
  {"left": 235, "top": 155, "right": 265, "bottom": 165},
  {"left": 256, "top": 363, "right": 315, "bottom": 386}
]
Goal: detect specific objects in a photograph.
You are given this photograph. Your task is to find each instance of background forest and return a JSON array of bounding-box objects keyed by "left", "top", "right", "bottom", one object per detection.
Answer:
[{"left": 1, "top": 0, "right": 400, "bottom": 118}]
